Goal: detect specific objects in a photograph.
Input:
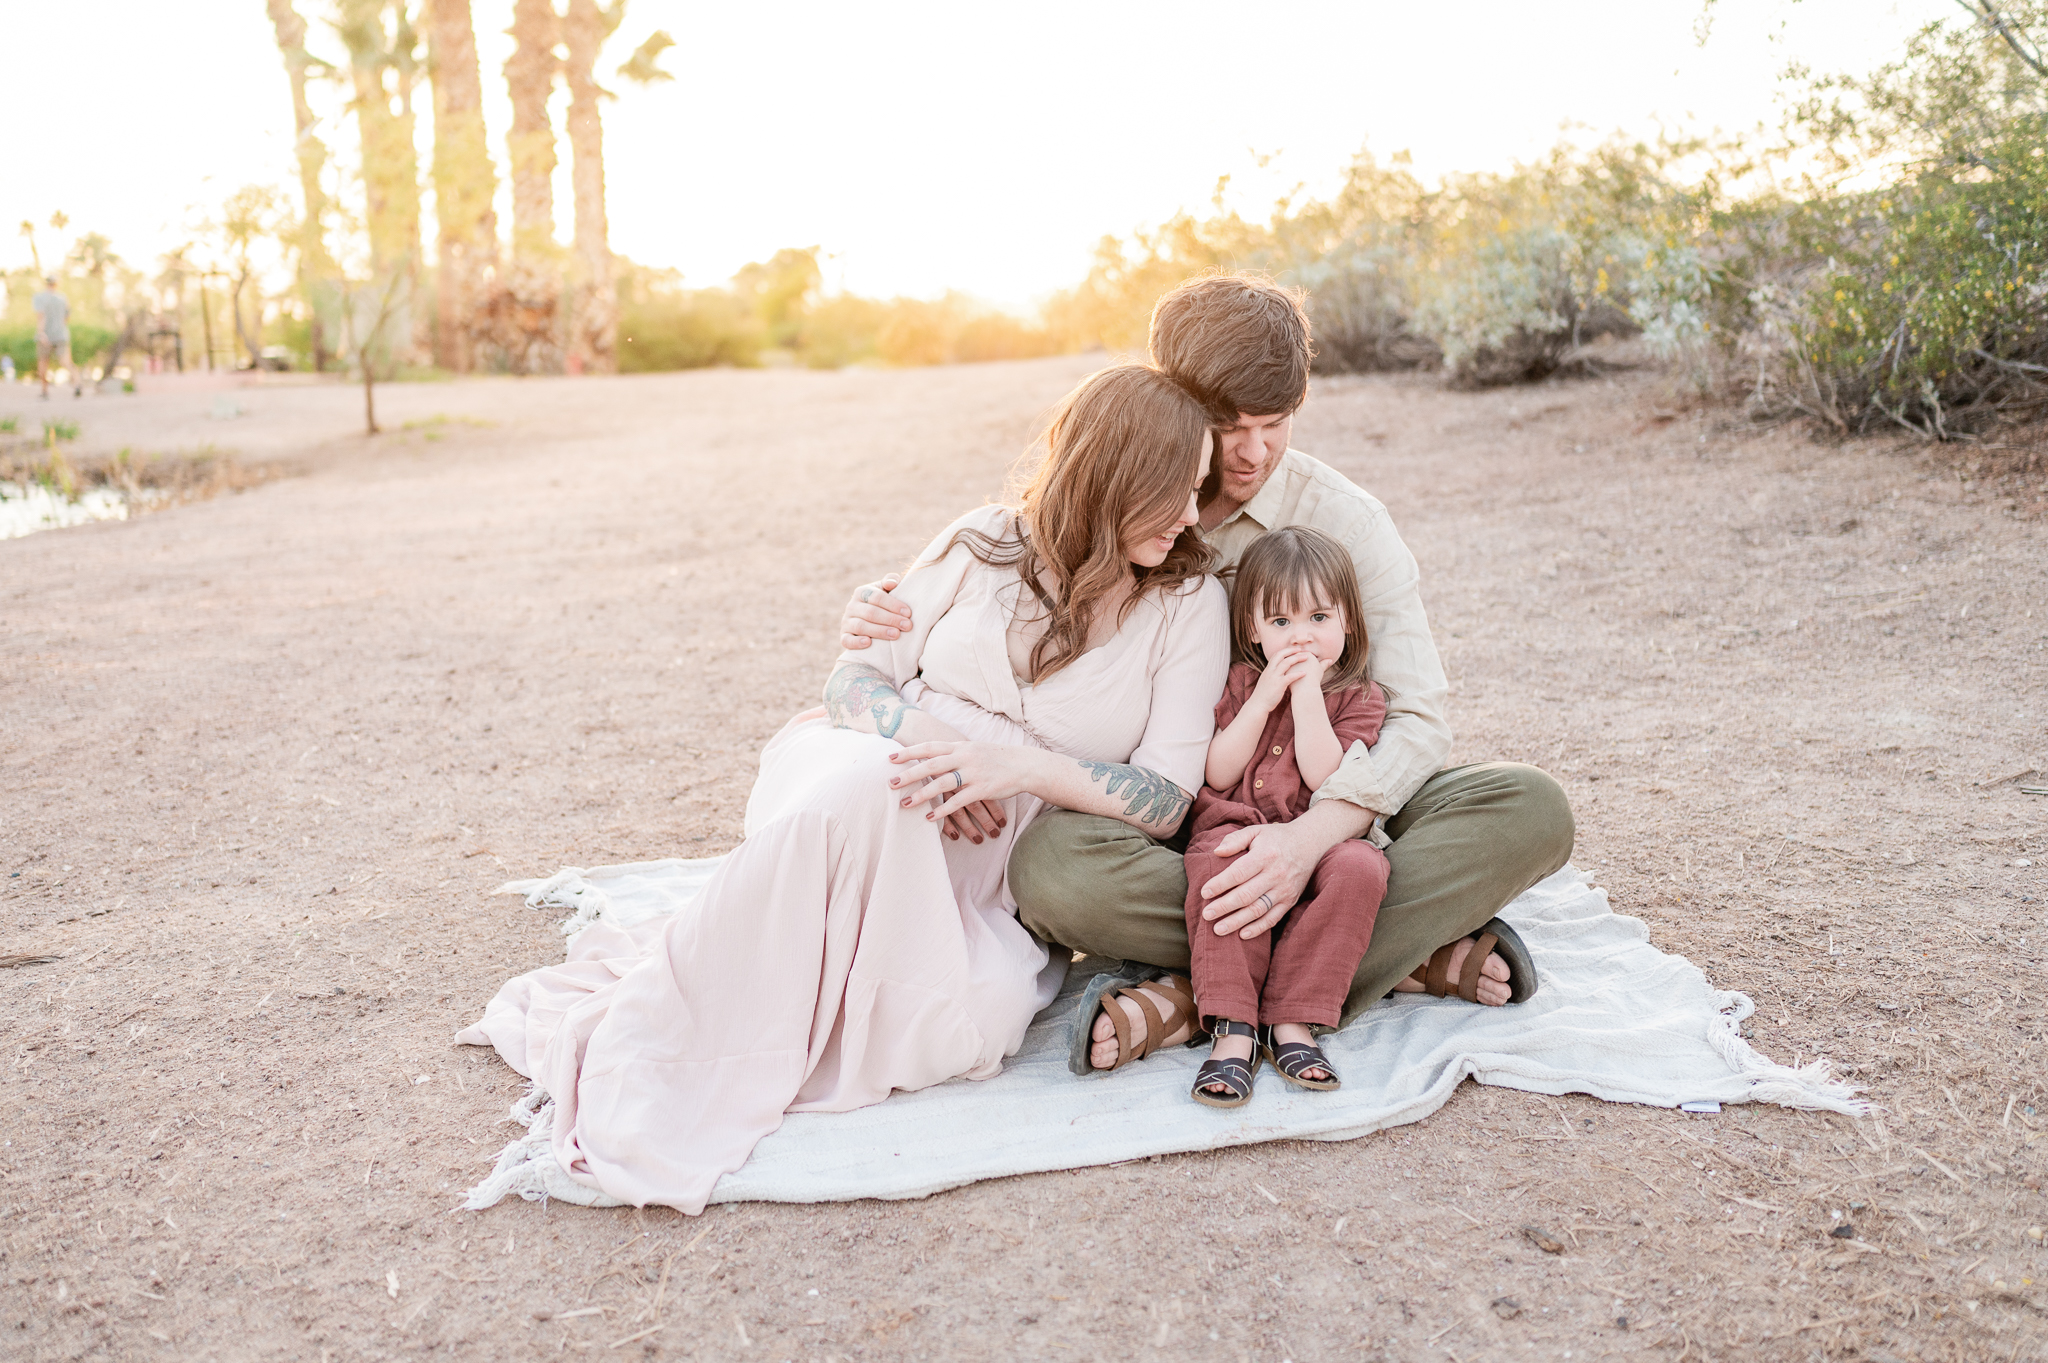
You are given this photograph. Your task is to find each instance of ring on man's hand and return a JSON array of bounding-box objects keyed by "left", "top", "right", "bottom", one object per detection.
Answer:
[
  {"left": 1257, "top": 892, "right": 1274, "bottom": 913},
  {"left": 951, "top": 770, "right": 965, "bottom": 791}
]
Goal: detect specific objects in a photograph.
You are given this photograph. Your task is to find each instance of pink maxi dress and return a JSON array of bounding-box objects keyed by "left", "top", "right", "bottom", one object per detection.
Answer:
[{"left": 457, "top": 507, "right": 1230, "bottom": 1212}]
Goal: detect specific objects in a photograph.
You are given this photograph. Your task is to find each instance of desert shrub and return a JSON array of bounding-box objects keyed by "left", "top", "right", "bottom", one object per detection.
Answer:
[
  {"left": 1744, "top": 6, "right": 2048, "bottom": 434},
  {"left": 617, "top": 282, "right": 761, "bottom": 371},
  {"left": 1038, "top": 143, "right": 1722, "bottom": 386},
  {"left": 734, "top": 247, "right": 823, "bottom": 351},
  {"left": 1412, "top": 142, "right": 1733, "bottom": 386},
  {"left": 1041, "top": 204, "right": 1269, "bottom": 356},
  {"left": 951, "top": 310, "right": 1062, "bottom": 364},
  {"left": 869, "top": 293, "right": 1060, "bottom": 367},
  {"left": 799, "top": 294, "right": 887, "bottom": 369}
]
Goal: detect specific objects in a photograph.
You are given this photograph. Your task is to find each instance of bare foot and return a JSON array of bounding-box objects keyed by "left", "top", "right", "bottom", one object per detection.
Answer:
[
  {"left": 1393, "top": 937, "right": 1513, "bottom": 1005},
  {"left": 1088, "top": 977, "right": 1197, "bottom": 1070}
]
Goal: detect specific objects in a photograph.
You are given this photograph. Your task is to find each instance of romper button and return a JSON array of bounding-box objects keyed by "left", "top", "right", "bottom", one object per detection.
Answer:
[
  {"left": 1254, "top": 779, "right": 1264, "bottom": 789},
  {"left": 1272, "top": 746, "right": 1283, "bottom": 756}
]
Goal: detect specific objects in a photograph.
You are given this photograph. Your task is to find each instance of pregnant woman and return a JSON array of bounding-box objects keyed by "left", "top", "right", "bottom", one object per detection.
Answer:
[{"left": 459, "top": 364, "right": 1230, "bottom": 1213}]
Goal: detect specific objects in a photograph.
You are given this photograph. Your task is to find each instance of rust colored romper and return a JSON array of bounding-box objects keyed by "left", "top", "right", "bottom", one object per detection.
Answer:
[{"left": 1183, "top": 663, "right": 1390, "bottom": 1028}]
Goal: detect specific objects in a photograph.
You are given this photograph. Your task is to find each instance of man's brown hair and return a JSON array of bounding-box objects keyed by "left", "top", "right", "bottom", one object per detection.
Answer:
[
  {"left": 1226, "top": 526, "right": 1370, "bottom": 693},
  {"left": 1148, "top": 273, "right": 1313, "bottom": 419}
]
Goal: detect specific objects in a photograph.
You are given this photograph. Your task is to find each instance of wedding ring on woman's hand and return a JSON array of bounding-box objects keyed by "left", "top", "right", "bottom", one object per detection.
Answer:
[{"left": 951, "top": 770, "right": 965, "bottom": 791}]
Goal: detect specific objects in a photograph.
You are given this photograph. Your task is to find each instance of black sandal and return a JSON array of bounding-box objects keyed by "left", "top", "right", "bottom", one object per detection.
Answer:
[
  {"left": 1258, "top": 1024, "right": 1341, "bottom": 1091},
  {"left": 1191, "top": 1019, "right": 1259, "bottom": 1109}
]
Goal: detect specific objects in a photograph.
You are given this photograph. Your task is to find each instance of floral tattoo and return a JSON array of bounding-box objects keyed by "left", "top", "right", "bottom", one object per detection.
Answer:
[
  {"left": 825, "top": 663, "right": 918, "bottom": 739},
  {"left": 1077, "top": 761, "right": 1191, "bottom": 832}
]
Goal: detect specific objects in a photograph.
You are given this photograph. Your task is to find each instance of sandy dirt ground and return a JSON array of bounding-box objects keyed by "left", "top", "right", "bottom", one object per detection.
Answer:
[{"left": 3, "top": 357, "right": 2044, "bottom": 1361}]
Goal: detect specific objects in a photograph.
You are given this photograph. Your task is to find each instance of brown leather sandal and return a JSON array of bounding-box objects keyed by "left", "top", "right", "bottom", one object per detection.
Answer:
[
  {"left": 1405, "top": 917, "right": 1538, "bottom": 1004},
  {"left": 1073, "top": 972, "right": 1199, "bottom": 1074}
]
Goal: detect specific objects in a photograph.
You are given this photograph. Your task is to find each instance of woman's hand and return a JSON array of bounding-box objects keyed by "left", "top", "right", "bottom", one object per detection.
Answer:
[
  {"left": 799, "top": 696, "right": 1000, "bottom": 842},
  {"left": 888, "top": 741, "right": 1052, "bottom": 828}
]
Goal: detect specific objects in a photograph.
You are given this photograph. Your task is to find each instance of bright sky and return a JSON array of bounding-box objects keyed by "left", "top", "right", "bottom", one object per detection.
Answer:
[{"left": 11, "top": 0, "right": 1952, "bottom": 311}]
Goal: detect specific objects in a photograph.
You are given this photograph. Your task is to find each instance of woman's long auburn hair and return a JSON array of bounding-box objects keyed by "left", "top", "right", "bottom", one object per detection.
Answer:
[{"left": 949, "top": 365, "right": 1216, "bottom": 683}]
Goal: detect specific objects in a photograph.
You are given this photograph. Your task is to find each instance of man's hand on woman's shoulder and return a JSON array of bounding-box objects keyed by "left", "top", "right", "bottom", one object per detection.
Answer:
[{"left": 840, "top": 574, "right": 914, "bottom": 650}]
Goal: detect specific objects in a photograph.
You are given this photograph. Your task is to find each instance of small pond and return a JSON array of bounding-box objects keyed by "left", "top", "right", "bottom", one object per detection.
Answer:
[{"left": 0, "top": 482, "right": 165, "bottom": 540}]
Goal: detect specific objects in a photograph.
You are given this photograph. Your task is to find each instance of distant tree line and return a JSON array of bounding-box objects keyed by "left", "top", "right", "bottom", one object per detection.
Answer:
[
  {"left": 261, "top": 0, "right": 674, "bottom": 378},
  {"left": 9, "top": 1, "right": 2038, "bottom": 449},
  {"left": 1045, "top": 1, "right": 2048, "bottom": 440}
]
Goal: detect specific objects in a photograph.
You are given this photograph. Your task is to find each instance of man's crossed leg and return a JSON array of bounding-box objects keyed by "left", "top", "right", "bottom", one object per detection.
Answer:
[{"left": 1010, "top": 762, "right": 1574, "bottom": 1068}]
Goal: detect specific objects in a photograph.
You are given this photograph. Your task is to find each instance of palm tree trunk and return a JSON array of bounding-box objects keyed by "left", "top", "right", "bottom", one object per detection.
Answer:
[
  {"left": 503, "top": 0, "right": 564, "bottom": 374},
  {"left": 424, "top": 0, "right": 498, "bottom": 373},
  {"left": 562, "top": 0, "right": 616, "bottom": 374},
  {"left": 337, "top": 0, "right": 425, "bottom": 368},
  {"left": 265, "top": 0, "right": 339, "bottom": 370},
  {"left": 231, "top": 271, "right": 263, "bottom": 369}
]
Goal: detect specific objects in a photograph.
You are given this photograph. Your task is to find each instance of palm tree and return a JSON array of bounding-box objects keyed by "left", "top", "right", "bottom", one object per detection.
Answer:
[
  {"left": 424, "top": 0, "right": 498, "bottom": 372},
  {"left": 216, "top": 187, "right": 283, "bottom": 370},
  {"left": 561, "top": 5, "right": 672, "bottom": 373},
  {"left": 336, "top": 0, "right": 426, "bottom": 366},
  {"left": 264, "top": 0, "right": 340, "bottom": 370},
  {"left": 501, "top": 0, "right": 563, "bottom": 373}
]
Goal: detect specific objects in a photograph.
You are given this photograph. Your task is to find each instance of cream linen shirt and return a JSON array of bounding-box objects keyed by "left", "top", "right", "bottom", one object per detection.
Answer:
[{"left": 1204, "top": 449, "right": 1453, "bottom": 841}]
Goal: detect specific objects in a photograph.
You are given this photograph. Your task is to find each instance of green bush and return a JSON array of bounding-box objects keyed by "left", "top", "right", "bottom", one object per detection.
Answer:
[
  {"left": 617, "top": 286, "right": 762, "bottom": 372},
  {"left": 798, "top": 294, "right": 886, "bottom": 369},
  {"left": 1040, "top": 141, "right": 1726, "bottom": 387},
  {"left": 1746, "top": 8, "right": 2048, "bottom": 434},
  {"left": 0, "top": 322, "right": 116, "bottom": 374}
]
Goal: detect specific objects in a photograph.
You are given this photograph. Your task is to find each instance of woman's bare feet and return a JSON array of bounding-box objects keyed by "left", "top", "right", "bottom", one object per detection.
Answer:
[
  {"left": 1088, "top": 977, "right": 1198, "bottom": 1070},
  {"left": 1392, "top": 937, "right": 1512, "bottom": 1005}
]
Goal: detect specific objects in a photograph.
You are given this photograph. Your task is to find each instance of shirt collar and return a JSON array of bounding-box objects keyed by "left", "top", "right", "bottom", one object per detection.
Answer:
[{"left": 1222, "top": 449, "right": 1296, "bottom": 532}]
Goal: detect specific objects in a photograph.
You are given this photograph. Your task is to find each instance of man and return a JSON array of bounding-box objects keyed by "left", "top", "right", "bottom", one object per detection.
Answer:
[
  {"left": 32, "top": 277, "right": 80, "bottom": 400},
  {"left": 841, "top": 275, "right": 1573, "bottom": 1068}
]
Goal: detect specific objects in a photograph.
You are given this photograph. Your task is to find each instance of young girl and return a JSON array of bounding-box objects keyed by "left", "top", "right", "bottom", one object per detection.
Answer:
[{"left": 1184, "top": 526, "right": 1390, "bottom": 1107}]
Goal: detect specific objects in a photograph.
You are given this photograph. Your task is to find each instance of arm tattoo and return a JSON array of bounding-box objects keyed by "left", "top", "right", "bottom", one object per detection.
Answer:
[
  {"left": 825, "top": 663, "right": 918, "bottom": 740},
  {"left": 1077, "top": 761, "right": 1191, "bottom": 831}
]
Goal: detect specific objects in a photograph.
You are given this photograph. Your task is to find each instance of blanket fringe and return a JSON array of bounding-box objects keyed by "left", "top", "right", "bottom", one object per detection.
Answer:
[
  {"left": 496, "top": 868, "right": 612, "bottom": 938},
  {"left": 460, "top": 1085, "right": 625, "bottom": 1211},
  {"left": 1709, "top": 991, "right": 1869, "bottom": 1116}
]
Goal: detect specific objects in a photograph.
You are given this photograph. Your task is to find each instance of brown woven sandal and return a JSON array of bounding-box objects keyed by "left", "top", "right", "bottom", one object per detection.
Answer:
[
  {"left": 1082, "top": 973, "right": 1199, "bottom": 1073},
  {"left": 1405, "top": 917, "right": 1537, "bottom": 1004}
]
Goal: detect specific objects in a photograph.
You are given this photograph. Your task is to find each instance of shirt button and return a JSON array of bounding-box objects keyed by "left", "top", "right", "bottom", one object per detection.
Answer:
[
  {"left": 1272, "top": 746, "right": 1283, "bottom": 756},
  {"left": 1254, "top": 779, "right": 1264, "bottom": 789}
]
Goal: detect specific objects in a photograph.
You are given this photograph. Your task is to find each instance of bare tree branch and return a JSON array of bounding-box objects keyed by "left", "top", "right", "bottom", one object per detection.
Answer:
[{"left": 1957, "top": 0, "right": 2048, "bottom": 80}]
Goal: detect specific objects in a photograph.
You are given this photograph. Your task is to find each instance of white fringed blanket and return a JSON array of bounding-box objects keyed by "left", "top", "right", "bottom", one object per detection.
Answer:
[{"left": 461, "top": 863, "right": 1861, "bottom": 1211}]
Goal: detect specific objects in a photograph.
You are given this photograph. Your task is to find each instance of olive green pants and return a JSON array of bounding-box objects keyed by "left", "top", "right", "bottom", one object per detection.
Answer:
[{"left": 1008, "top": 762, "right": 1574, "bottom": 1025}]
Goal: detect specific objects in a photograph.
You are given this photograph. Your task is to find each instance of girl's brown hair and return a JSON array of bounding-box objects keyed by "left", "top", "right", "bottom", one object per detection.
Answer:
[
  {"left": 1226, "top": 526, "right": 1370, "bottom": 692},
  {"left": 950, "top": 364, "right": 1216, "bottom": 683}
]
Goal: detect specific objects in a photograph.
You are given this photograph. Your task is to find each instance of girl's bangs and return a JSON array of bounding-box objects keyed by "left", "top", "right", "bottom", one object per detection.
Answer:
[{"left": 1255, "top": 571, "right": 1334, "bottom": 622}]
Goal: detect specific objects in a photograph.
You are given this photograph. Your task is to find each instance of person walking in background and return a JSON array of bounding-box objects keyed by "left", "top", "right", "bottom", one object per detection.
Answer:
[{"left": 33, "top": 276, "right": 79, "bottom": 399}]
